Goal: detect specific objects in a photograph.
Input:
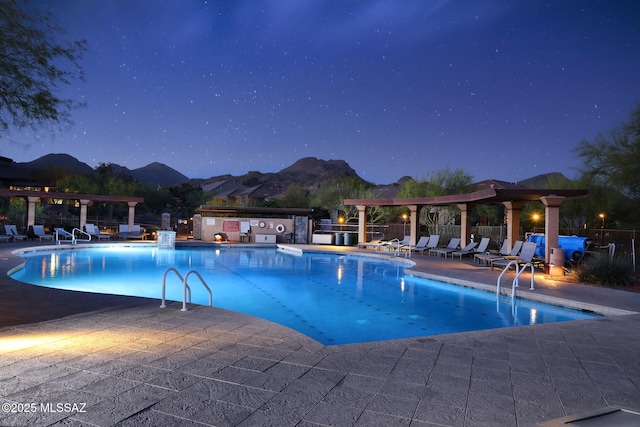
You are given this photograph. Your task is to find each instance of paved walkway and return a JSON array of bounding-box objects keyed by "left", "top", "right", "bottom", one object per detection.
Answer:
[{"left": 0, "top": 241, "right": 639, "bottom": 426}]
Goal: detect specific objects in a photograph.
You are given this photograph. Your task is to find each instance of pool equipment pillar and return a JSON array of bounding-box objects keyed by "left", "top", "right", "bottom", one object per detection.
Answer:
[
  {"left": 157, "top": 230, "right": 176, "bottom": 249},
  {"left": 549, "top": 247, "right": 564, "bottom": 276},
  {"left": 162, "top": 212, "right": 171, "bottom": 230}
]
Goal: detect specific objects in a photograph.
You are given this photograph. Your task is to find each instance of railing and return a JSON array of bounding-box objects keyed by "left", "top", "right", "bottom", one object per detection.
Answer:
[
  {"left": 72, "top": 228, "right": 91, "bottom": 244},
  {"left": 55, "top": 228, "right": 91, "bottom": 245},
  {"left": 496, "top": 261, "right": 535, "bottom": 298},
  {"left": 160, "top": 267, "right": 212, "bottom": 311}
]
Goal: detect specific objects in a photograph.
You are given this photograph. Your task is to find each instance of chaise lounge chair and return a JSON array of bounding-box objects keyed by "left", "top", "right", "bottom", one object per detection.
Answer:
[
  {"left": 491, "top": 241, "right": 537, "bottom": 271},
  {"left": 84, "top": 224, "right": 111, "bottom": 240},
  {"left": 429, "top": 237, "right": 461, "bottom": 257},
  {"left": 444, "top": 241, "right": 478, "bottom": 258},
  {"left": 376, "top": 235, "right": 410, "bottom": 253},
  {"left": 29, "top": 225, "right": 54, "bottom": 241},
  {"left": 5, "top": 225, "right": 27, "bottom": 241},
  {"left": 451, "top": 237, "right": 490, "bottom": 260},
  {"left": 358, "top": 238, "right": 386, "bottom": 250},
  {"left": 475, "top": 240, "right": 523, "bottom": 266},
  {"left": 119, "top": 224, "right": 144, "bottom": 240},
  {"left": 399, "top": 235, "right": 430, "bottom": 256}
]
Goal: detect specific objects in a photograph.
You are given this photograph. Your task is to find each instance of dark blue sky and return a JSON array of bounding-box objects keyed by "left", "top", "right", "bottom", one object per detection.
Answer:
[{"left": 5, "top": 0, "right": 640, "bottom": 184}]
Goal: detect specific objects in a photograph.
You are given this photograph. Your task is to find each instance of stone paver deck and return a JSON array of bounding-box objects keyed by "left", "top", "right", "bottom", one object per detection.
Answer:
[{"left": 0, "top": 241, "right": 639, "bottom": 426}]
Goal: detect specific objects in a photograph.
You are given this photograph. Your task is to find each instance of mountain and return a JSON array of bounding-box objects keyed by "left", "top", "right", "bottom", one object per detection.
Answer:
[
  {"left": 199, "top": 157, "right": 362, "bottom": 198},
  {"left": 129, "top": 162, "right": 189, "bottom": 186},
  {"left": 17, "top": 154, "right": 189, "bottom": 187},
  {"left": 19, "top": 153, "right": 94, "bottom": 175}
]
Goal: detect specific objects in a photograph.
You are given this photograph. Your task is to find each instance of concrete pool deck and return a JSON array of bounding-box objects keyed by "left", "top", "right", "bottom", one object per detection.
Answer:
[{"left": 0, "top": 241, "right": 638, "bottom": 426}]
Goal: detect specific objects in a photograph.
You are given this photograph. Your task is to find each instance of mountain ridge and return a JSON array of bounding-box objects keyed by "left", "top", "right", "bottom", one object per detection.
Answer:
[{"left": 13, "top": 154, "right": 567, "bottom": 195}]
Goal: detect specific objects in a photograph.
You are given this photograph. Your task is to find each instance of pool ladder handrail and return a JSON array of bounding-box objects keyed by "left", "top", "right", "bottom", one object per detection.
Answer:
[
  {"left": 496, "top": 261, "right": 535, "bottom": 298},
  {"left": 72, "top": 227, "right": 91, "bottom": 244},
  {"left": 160, "top": 267, "right": 212, "bottom": 311},
  {"left": 56, "top": 228, "right": 91, "bottom": 245}
]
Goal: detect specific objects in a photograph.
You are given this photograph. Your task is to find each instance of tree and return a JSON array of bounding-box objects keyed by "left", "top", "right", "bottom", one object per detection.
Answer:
[
  {"left": 397, "top": 167, "right": 475, "bottom": 227},
  {"left": 0, "top": 0, "right": 86, "bottom": 132},
  {"left": 279, "top": 184, "right": 310, "bottom": 208},
  {"left": 575, "top": 103, "right": 640, "bottom": 199}
]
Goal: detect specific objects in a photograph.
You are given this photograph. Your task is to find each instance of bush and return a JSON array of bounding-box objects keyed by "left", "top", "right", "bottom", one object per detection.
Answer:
[{"left": 575, "top": 255, "right": 635, "bottom": 287}]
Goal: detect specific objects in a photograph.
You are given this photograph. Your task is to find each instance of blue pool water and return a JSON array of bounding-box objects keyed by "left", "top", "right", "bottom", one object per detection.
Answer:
[{"left": 11, "top": 246, "right": 599, "bottom": 345}]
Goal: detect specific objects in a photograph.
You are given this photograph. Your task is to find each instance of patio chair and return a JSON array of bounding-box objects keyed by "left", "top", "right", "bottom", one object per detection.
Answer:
[
  {"left": 29, "top": 225, "right": 54, "bottom": 241},
  {"left": 475, "top": 240, "right": 523, "bottom": 266},
  {"left": 119, "top": 224, "right": 144, "bottom": 240},
  {"left": 358, "top": 238, "right": 386, "bottom": 250},
  {"left": 491, "top": 241, "right": 537, "bottom": 271},
  {"left": 5, "top": 225, "right": 27, "bottom": 241},
  {"left": 444, "top": 241, "right": 478, "bottom": 259},
  {"left": 451, "top": 237, "right": 490, "bottom": 260},
  {"left": 84, "top": 224, "right": 111, "bottom": 240},
  {"left": 400, "top": 235, "right": 430, "bottom": 256},
  {"left": 376, "top": 235, "right": 410, "bottom": 252},
  {"left": 429, "top": 237, "right": 461, "bottom": 257}
]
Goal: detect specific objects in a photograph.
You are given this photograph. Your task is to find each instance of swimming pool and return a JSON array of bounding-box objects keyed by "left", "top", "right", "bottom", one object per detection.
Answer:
[{"left": 11, "top": 245, "right": 599, "bottom": 345}]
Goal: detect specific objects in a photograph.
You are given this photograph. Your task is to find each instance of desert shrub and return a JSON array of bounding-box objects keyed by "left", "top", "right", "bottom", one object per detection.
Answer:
[{"left": 575, "top": 255, "right": 634, "bottom": 286}]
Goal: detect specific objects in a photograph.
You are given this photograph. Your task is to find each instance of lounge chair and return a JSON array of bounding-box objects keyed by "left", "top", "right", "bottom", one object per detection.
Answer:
[
  {"left": 84, "top": 224, "right": 111, "bottom": 240},
  {"left": 28, "top": 225, "right": 54, "bottom": 241},
  {"left": 452, "top": 237, "right": 490, "bottom": 260},
  {"left": 444, "top": 241, "right": 478, "bottom": 258},
  {"left": 119, "top": 224, "right": 144, "bottom": 240},
  {"left": 475, "top": 240, "right": 523, "bottom": 266},
  {"left": 5, "top": 225, "right": 27, "bottom": 241},
  {"left": 376, "top": 235, "right": 410, "bottom": 252},
  {"left": 358, "top": 238, "right": 386, "bottom": 250},
  {"left": 429, "top": 237, "right": 461, "bottom": 257},
  {"left": 491, "top": 241, "right": 537, "bottom": 271},
  {"left": 400, "top": 236, "right": 430, "bottom": 255}
]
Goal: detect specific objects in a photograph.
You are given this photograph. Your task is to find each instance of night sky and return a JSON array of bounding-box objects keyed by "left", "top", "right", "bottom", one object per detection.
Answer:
[{"left": 5, "top": 0, "right": 640, "bottom": 185}]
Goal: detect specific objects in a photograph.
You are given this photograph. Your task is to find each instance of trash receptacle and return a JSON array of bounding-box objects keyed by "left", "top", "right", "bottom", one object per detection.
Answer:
[
  {"left": 343, "top": 232, "right": 352, "bottom": 246},
  {"left": 334, "top": 232, "right": 344, "bottom": 246},
  {"left": 549, "top": 247, "right": 564, "bottom": 275}
]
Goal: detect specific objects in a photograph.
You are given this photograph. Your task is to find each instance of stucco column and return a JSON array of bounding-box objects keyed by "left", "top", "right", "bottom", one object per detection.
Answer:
[
  {"left": 502, "top": 201, "right": 524, "bottom": 252},
  {"left": 127, "top": 201, "right": 137, "bottom": 230},
  {"left": 457, "top": 203, "right": 472, "bottom": 246},
  {"left": 79, "top": 199, "right": 90, "bottom": 230},
  {"left": 541, "top": 195, "right": 565, "bottom": 265},
  {"left": 27, "top": 196, "right": 39, "bottom": 228},
  {"left": 408, "top": 205, "right": 418, "bottom": 246},
  {"left": 356, "top": 205, "right": 367, "bottom": 244}
]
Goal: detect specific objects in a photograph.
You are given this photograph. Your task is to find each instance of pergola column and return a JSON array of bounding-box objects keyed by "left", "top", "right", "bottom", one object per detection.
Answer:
[
  {"left": 127, "top": 202, "right": 138, "bottom": 230},
  {"left": 408, "top": 205, "right": 418, "bottom": 246},
  {"left": 541, "top": 195, "right": 565, "bottom": 265},
  {"left": 457, "top": 203, "right": 472, "bottom": 245},
  {"left": 502, "top": 201, "right": 524, "bottom": 251},
  {"left": 26, "top": 196, "right": 39, "bottom": 229},
  {"left": 79, "top": 199, "right": 90, "bottom": 230},
  {"left": 356, "top": 205, "right": 367, "bottom": 243}
]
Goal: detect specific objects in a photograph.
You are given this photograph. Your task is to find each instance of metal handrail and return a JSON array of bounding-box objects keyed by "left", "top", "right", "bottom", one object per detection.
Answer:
[
  {"left": 513, "top": 262, "right": 535, "bottom": 297},
  {"left": 496, "top": 260, "right": 518, "bottom": 295},
  {"left": 496, "top": 260, "right": 535, "bottom": 298},
  {"left": 72, "top": 228, "right": 91, "bottom": 245},
  {"left": 160, "top": 268, "right": 212, "bottom": 311}
]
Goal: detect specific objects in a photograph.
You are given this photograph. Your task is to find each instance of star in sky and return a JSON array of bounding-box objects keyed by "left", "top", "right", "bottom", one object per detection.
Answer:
[{"left": 5, "top": 0, "right": 640, "bottom": 185}]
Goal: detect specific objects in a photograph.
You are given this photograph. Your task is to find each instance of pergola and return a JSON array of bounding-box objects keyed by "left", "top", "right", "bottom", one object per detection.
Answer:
[
  {"left": 344, "top": 187, "right": 589, "bottom": 264},
  {"left": 0, "top": 189, "right": 144, "bottom": 231}
]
